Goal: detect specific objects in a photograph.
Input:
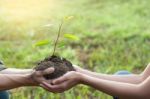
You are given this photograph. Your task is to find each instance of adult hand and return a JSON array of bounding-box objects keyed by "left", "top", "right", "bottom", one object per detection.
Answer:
[
  {"left": 29, "top": 67, "right": 54, "bottom": 86},
  {"left": 39, "top": 71, "right": 82, "bottom": 93},
  {"left": 73, "top": 65, "right": 85, "bottom": 72},
  {"left": 73, "top": 65, "right": 90, "bottom": 75}
]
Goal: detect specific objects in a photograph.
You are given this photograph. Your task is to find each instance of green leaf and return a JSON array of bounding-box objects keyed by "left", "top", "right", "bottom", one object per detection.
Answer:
[
  {"left": 58, "top": 41, "right": 66, "bottom": 48},
  {"left": 35, "top": 40, "right": 50, "bottom": 46},
  {"left": 64, "top": 34, "right": 79, "bottom": 41}
]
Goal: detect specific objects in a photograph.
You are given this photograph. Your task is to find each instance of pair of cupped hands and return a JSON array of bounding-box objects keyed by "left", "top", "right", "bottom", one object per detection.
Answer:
[{"left": 29, "top": 65, "right": 82, "bottom": 93}]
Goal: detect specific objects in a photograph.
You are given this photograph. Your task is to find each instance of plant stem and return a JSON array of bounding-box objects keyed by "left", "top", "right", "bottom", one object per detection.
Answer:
[{"left": 52, "top": 20, "right": 63, "bottom": 56}]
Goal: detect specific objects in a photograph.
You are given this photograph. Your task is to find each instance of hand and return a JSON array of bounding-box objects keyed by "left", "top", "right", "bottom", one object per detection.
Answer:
[
  {"left": 73, "top": 65, "right": 87, "bottom": 74},
  {"left": 29, "top": 67, "right": 54, "bottom": 86},
  {"left": 39, "top": 71, "right": 82, "bottom": 93}
]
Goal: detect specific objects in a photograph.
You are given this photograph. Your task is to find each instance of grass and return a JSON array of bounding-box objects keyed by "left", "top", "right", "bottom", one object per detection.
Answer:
[{"left": 0, "top": 0, "right": 150, "bottom": 99}]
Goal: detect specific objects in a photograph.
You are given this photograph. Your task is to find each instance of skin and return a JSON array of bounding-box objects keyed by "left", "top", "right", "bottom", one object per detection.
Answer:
[
  {"left": 40, "top": 63, "right": 150, "bottom": 99},
  {"left": 74, "top": 64, "right": 150, "bottom": 84},
  {"left": 0, "top": 68, "right": 33, "bottom": 74},
  {"left": 0, "top": 67, "right": 54, "bottom": 91}
]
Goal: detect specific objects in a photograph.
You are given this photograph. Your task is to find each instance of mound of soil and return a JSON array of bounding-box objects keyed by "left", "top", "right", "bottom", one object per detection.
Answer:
[{"left": 34, "top": 56, "right": 75, "bottom": 79}]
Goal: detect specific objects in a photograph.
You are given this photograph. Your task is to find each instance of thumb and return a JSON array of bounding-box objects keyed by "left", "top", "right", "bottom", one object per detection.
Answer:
[
  {"left": 35, "top": 67, "right": 55, "bottom": 76},
  {"left": 42, "top": 67, "right": 55, "bottom": 75}
]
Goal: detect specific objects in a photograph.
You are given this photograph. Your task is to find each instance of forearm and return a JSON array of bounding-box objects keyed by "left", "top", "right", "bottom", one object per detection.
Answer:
[
  {"left": 0, "top": 68, "right": 33, "bottom": 74},
  {"left": 0, "top": 74, "right": 34, "bottom": 91},
  {"left": 80, "top": 73, "right": 142, "bottom": 99},
  {"left": 78, "top": 69, "right": 143, "bottom": 84}
]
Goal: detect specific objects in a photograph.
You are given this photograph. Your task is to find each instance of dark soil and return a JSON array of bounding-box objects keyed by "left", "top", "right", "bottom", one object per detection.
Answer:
[{"left": 34, "top": 56, "right": 75, "bottom": 79}]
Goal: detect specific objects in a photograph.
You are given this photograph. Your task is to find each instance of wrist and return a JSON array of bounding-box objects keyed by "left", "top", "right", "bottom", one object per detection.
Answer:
[
  {"left": 78, "top": 72, "right": 91, "bottom": 85},
  {"left": 76, "top": 72, "right": 86, "bottom": 84}
]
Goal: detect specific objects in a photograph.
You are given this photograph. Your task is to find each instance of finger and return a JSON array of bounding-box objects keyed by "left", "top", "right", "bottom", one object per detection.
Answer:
[
  {"left": 40, "top": 83, "right": 56, "bottom": 93},
  {"left": 42, "top": 67, "right": 55, "bottom": 75},
  {"left": 41, "top": 81, "right": 55, "bottom": 88},
  {"left": 42, "top": 81, "right": 62, "bottom": 90},
  {"left": 42, "top": 81, "right": 70, "bottom": 93},
  {"left": 50, "top": 80, "right": 72, "bottom": 91},
  {"left": 36, "top": 67, "right": 54, "bottom": 76},
  {"left": 41, "top": 82, "right": 56, "bottom": 90},
  {"left": 40, "top": 84, "right": 63, "bottom": 93},
  {"left": 52, "top": 76, "right": 67, "bottom": 84},
  {"left": 46, "top": 80, "right": 52, "bottom": 84},
  {"left": 41, "top": 81, "right": 64, "bottom": 93},
  {"left": 56, "top": 80, "right": 75, "bottom": 91},
  {"left": 40, "top": 84, "right": 50, "bottom": 91}
]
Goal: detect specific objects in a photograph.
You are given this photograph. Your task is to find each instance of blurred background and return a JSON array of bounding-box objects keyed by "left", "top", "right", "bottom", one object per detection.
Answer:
[{"left": 0, "top": 0, "right": 150, "bottom": 99}]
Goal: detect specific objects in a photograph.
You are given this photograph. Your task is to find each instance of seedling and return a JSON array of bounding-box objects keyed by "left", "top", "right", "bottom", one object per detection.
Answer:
[
  {"left": 35, "top": 16, "right": 79, "bottom": 55},
  {"left": 34, "top": 16, "right": 79, "bottom": 79}
]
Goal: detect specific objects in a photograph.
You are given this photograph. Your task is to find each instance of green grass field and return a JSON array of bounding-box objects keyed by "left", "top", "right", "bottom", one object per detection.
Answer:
[{"left": 0, "top": 0, "right": 150, "bottom": 99}]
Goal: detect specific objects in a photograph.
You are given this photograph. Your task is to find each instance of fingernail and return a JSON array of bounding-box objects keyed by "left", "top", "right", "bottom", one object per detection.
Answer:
[{"left": 49, "top": 68, "right": 55, "bottom": 72}]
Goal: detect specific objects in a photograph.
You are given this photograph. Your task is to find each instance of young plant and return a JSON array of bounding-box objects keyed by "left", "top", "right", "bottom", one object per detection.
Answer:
[
  {"left": 35, "top": 16, "right": 79, "bottom": 56},
  {"left": 34, "top": 16, "right": 79, "bottom": 79}
]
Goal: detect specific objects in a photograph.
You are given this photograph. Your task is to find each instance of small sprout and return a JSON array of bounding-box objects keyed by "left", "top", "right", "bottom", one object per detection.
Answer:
[
  {"left": 34, "top": 16, "right": 79, "bottom": 56},
  {"left": 64, "top": 33, "right": 79, "bottom": 41},
  {"left": 35, "top": 40, "right": 51, "bottom": 47},
  {"left": 52, "top": 20, "right": 63, "bottom": 56}
]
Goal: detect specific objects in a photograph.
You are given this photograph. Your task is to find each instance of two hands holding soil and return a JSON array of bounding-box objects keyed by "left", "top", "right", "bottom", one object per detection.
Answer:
[
  {"left": 30, "top": 55, "right": 150, "bottom": 99},
  {"left": 30, "top": 55, "right": 81, "bottom": 93}
]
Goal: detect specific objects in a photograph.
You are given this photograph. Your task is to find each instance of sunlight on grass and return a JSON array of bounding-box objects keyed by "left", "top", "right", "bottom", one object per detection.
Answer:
[{"left": 0, "top": 0, "right": 58, "bottom": 21}]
